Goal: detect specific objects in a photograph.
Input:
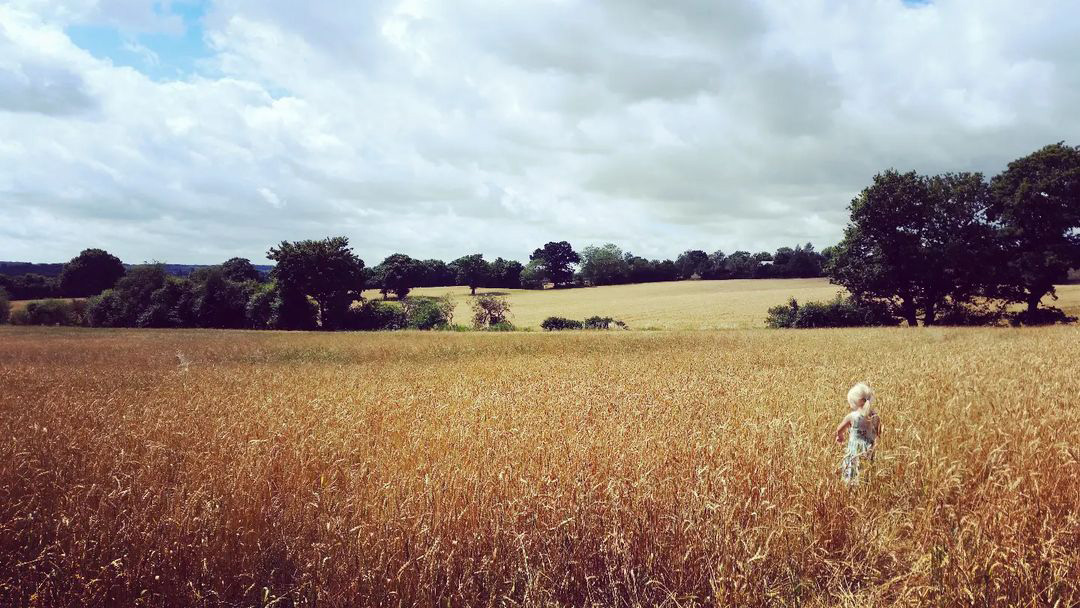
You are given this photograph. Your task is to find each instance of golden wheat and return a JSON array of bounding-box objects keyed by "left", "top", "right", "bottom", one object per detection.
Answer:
[
  {"left": 1, "top": 323, "right": 1078, "bottom": 606},
  {"left": 363, "top": 279, "right": 1080, "bottom": 330}
]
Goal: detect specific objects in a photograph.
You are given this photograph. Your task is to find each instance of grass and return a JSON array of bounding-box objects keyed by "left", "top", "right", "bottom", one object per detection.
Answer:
[
  {"left": 363, "top": 279, "right": 1080, "bottom": 330},
  {"left": 1, "top": 324, "right": 1078, "bottom": 606}
]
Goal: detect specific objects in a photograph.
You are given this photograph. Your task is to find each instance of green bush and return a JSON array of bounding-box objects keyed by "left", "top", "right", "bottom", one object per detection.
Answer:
[
  {"left": 10, "top": 299, "right": 84, "bottom": 326},
  {"left": 404, "top": 297, "right": 453, "bottom": 330},
  {"left": 344, "top": 300, "right": 406, "bottom": 331},
  {"left": 0, "top": 287, "right": 9, "bottom": 324},
  {"left": 472, "top": 294, "right": 511, "bottom": 329},
  {"left": 583, "top": 316, "right": 628, "bottom": 330},
  {"left": 541, "top": 316, "right": 584, "bottom": 331},
  {"left": 485, "top": 320, "right": 516, "bottom": 331},
  {"left": 1008, "top": 306, "right": 1077, "bottom": 327},
  {"left": 766, "top": 295, "right": 898, "bottom": 328}
]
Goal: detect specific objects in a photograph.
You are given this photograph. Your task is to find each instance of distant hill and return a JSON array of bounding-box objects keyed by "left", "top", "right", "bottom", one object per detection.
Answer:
[{"left": 0, "top": 261, "right": 272, "bottom": 278}]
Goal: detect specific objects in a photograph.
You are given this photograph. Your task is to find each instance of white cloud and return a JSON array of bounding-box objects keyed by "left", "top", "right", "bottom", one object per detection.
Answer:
[{"left": 1, "top": 0, "right": 1080, "bottom": 265}]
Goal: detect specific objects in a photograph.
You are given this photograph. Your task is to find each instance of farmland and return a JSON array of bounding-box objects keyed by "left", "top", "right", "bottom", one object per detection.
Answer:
[
  {"left": 2, "top": 318, "right": 1079, "bottom": 606},
  {"left": 363, "top": 278, "right": 1080, "bottom": 329}
]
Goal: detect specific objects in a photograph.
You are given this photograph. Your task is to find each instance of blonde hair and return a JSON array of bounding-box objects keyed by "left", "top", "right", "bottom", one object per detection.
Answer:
[{"left": 847, "top": 382, "right": 874, "bottom": 412}]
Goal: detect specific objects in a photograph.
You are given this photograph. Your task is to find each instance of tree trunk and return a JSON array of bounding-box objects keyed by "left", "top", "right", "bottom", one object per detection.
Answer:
[
  {"left": 923, "top": 300, "right": 936, "bottom": 326},
  {"left": 471, "top": 286, "right": 476, "bottom": 296},
  {"left": 1027, "top": 294, "right": 1041, "bottom": 313},
  {"left": 901, "top": 297, "right": 918, "bottom": 327}
]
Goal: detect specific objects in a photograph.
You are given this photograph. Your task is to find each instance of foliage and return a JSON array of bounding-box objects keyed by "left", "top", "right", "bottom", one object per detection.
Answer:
[
  {"left": 452, "top": 254, "right": 490, "bottom": 295},
  {"left": 375, "top": 253, "right": 425, "bottom": 300},
  {"left": 583, "top": 316, "right": 628, "bottom": 330},
  {"left": 529, "top": 241, "right": 580, "bottom": 288},
  {"left": 471, "top": 294, "right": 511, "bottom": 329},
  {"left": 343, "top": 300, "right": 406, "bottom": 331},
  {"left": 0, "top": 288, "right": 8, "bottom": 324},
  {"left": 829, "top": 170, "right": 996, "bottom": 326},
  {"left": 402, "top": 296, "right": 455, "bottom": 330},
  {"left": 580, "top": 243, "right": 630, "bottom": 286},
  {"left": 676, "top": 249, "right": 709, "bottom": 279},
  {"left": 86, "top": 265, "right": 169, "bottom": 327},
  {"left": 1008, "top": 306, "right": 1077, "bottom": 327},
  {"left": 267, "top": 237, "right": 365, "bottom": 329},
  {"left": 485, "top": 320, "right": 516, "bottom": 331},
  {"left": 989, "top": 142, "right": 1080, "bottom": 314},
  {"left": 540, "top": 316, "right": 584, "bottom": 330},
  {"left": 10, "top": 299, "right": 85, "bottom": 326},
  {"left": 220, "top": 257, "right": 263, "bottom": 283},
  {"left": 58, "top": 248, "right": 126, "bottom": 298},
  {"left": 0, "top": 273, "right": 57, "bottom": 300},
  {"left": 518, "top": 259, "right": 546, "bottom": 290},
  {"left": 766, "top": 295, "right": 899, "bottom": 328},
  {"left": 487, "top": 257, "right": 524, "bottom": 289}
]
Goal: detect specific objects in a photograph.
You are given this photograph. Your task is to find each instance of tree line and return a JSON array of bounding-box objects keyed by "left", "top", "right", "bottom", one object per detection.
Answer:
[{"left": 770, "top": 142, "right": 1080, "bottom": 327}]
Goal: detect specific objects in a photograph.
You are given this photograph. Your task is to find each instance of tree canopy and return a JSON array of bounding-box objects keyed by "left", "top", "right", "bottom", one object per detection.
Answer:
[
  {"left": 58, "top": 248, "right": 125, "bottom": 297},
  {"left": 267, "top": 237, "right": 365, "bottom": 329}
]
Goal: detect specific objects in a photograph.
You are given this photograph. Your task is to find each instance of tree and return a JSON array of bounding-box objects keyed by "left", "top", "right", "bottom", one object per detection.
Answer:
[
  {"left": 57, "top": 248, "right": 126, "bottom": 298},
  {"left": 675, "top": 249, "right": 709, "bottom": 279},
  {"left": 267, "top": 237, "right": 365, "bottom": 329},
  {"left": 829, "top": 170, "right": 995, "bottom": 326},
  {"left": 0, "top": 287, "right": 9, "bottom": 324},
  {"left": 471, "top": 294, "right": 511, "bottom": 328},
  {"left": 519, "top": 259, "right": 546, "bottom": 289},
  {"left": 452, "top": 254, "right": 491, "bottom": 295},
  {"left": 579, "top": 243, "right": 629, "bottom": 286},
  {"left": 989, "top": 142, "right": 1080, "bottom": 313},
  {"left": 488, "top": 258, "right": 524, "bottom": 288},
  {"left": 419, "top": 259, "right": 455, "bottom": 287},
  {"left": 376, "top": 254, "right": 425, "bottom": 300},
  {"left": 529, "top": 241, "right": 580, "bottom": 288},
  {"left": 724, "top": 251, "right": 758, "bottom": 278},
  {"left": 220, "top": 257, "right": 262, "bottom": 283}
]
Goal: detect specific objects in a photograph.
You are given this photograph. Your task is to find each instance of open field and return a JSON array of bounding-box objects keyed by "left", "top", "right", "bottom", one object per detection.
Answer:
[
  {"left": 8, "top": 279, "right": 1078, "bottom": 329},
  {"left": 363, "top": 279, "right": 1080, "bottom": 329},
  {"left": 2, "top": 325, "right": 1078, "bottom": 606}
]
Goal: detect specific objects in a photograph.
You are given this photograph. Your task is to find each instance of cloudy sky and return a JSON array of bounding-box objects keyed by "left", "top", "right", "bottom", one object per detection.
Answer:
[{"left": 2, "top": 0, "right": 1079, "bottom": 265}]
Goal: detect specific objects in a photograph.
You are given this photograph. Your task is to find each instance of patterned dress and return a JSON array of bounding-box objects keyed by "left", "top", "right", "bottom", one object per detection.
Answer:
[{"left": 842, "top": 411, "right": 878, "bottom": 485}]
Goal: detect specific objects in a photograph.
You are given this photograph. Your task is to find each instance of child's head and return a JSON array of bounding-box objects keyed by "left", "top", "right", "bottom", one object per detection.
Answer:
[{"left": 847, "top": 382, "right": 874, "bottom": 412}]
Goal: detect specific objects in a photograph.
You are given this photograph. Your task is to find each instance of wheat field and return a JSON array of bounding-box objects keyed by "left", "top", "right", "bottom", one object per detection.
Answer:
[
  {"left": 365, "top": 279, "right": 1080, "bottom": 330},
  {"left": 2, "top": 323, "right": 1078, "bottom": 606}
]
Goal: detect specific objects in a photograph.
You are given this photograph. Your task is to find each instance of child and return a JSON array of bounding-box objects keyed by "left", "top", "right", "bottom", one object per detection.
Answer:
[{"left": 835, "top": 382, "right": 881, "bottom": 485}]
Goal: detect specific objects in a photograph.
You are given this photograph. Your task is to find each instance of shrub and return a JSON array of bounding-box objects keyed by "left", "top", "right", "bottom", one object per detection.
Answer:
[
  {"left": 11, "top": 299, "right": 84, "bottom": 326},
  {"left": 583, "top": 316, "right": 629, "bottom": 330},
  {"left": 0, "top": 287, "right": 9, "bottom": 324},
  {"left": 1008, "top": 306, "right": 1077, "bottom": 327},
  {"left": 541, "top": 316, "right": 584, "bottom": 331},
  {"left": 344, "top": 300, "right": 406, "bottom": 331},
  {"left": 766, "top": 295, "right": 899, "bottom": 329},
  {"left": 403, "top": 296, "right": 454, "bottom": 330},
  {"left": 934, "top": 300, "right": 1008, "bottom": 326},
  {"left": 486, "top": 321, "right": 516, "bottom": 332},
  {"left": 472, "top": 294, "right": 511, "bottom": 329}
]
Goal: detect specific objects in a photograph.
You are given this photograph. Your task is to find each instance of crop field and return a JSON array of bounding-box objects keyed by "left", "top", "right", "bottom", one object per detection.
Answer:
[
  {"left": 2, "top": 322, "right": 1079, "bottom": 606},
  {"left": 362, "top": 279, "right": 1080, "bottom": 330}
]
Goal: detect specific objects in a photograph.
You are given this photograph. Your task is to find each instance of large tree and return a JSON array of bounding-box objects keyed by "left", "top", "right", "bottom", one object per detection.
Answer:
[
  {"left": 267, "top": 237, "right": 365, "bottom": 329},
  {"left": 989, "top": 142, "right": 1080, "bottom": 313},
  {"left": 452, "top": 254, "right": 491, "bottom": 295},
  {"left": 377, "top": 253, "right": 425, "bottom": 299},
  {"left": 58, "top": 248, "right": 126, "bottom": 297},
  {"left": 529, "top": 241, "right": 580, "bottom": 288},
  {"left": 675, "top": 249, "right": 709, "bottom": 279},
  {"left": 220, "top": 257, "right": 262, "bottom": 283},
  {"left": 579, "top": 243, "right": 629, "bottom": 286},
  {"left": 488, "top": 257, "right": 524, "bottom": 289},
  {"left": 829, "top": 170, "right": 994, "bottom": 326}
]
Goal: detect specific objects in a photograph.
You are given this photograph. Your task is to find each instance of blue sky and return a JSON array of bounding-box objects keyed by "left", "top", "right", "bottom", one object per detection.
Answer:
[{"left": 65, "top": 1, "right": 212, "bottom": 80}]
